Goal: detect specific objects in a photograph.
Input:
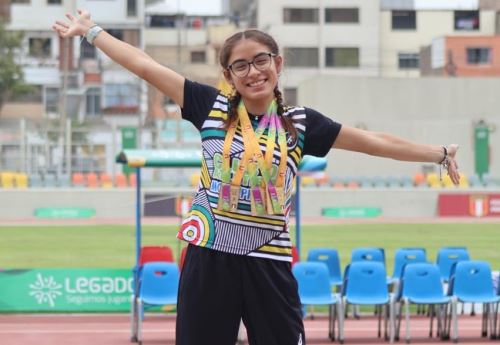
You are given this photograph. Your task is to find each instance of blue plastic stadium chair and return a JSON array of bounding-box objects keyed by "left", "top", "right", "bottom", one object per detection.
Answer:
[
  {"left": 307, "top": 248, "right": 343, "bottom": 288},
  {"left": 386, "top": 176, "right": 401, "bottom": 188},
  {"left": 400, "top": 247, "right": 427, "bottom": 256},
  {"left": 28, "top": 174, "right": 44, "bottom": 188},
  {"left": 351, "top": 247, "right": 385, "bottom": 265},
  {"left": 343, "top": 261, "right": 394, "bottom": 342},
  {"left": 482, "top": 173, "right": 500, "bottom": 187},
  {"left": 131, "top": 262, "right": 179, "bottom": 344},
  {"left": 448, "top": 261, "right": 500, "bottom": 342},
  {"left": 436, "top": 247, "right": 470, "bottom": 282},
  {"left": 43, "top": 173, "right": 57, "bottom": 188},
  {"left": 372, "top": 176, "right": 387, "bottom": 188},
  {"left": 400, "top": 175, "right": 414, "bottom": 188},
  {"left": 180, "top": 120, "right": 201, "bottom": 143},
  {"left": 160, "top": 119, "right": 178, "bottom": 143},
  {"left": 395, "top": 263, "right": 451, "bottom": 342},
  {"left": 57, "top": 174, "right": 72, "bottom": 188},
  {"left": 293, "top": 262, "right": 343, "bottom": 342},
  {"left": 390, "top": 248, "right": 427, "bottom": 285},
  {"left": 468, "top": 174, "right": 482, "bottom": 188}
]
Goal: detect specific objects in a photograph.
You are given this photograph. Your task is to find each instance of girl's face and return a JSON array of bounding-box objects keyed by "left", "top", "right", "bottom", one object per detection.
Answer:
[{"left": 225, "top": 39, "right": 282, "bottom": 112}]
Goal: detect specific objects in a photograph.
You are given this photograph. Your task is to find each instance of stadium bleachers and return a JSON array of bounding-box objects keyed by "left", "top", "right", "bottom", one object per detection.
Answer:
[{"left": 1, "top": 168, "right": 499, "bottom": 190}]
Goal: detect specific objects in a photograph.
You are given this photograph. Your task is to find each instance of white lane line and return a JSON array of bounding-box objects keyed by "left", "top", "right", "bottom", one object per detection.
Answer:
[{"left": 0, "top": 329, "right": 174, "bottom": 334}]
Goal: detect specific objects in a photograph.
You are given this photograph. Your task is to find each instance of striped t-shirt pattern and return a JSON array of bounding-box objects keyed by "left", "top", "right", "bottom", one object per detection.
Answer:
[{"left": 177, "top": 93, "right": 307, "bottom": 262}]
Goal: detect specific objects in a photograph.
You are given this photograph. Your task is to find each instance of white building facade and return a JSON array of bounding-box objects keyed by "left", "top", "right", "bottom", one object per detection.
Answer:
[
  {"left": 257, "top": 0, "right": 380, "bottom": 104},
  {"left": 380, "top": 0, "right": 498, "bottom": 77},
  {"left": 4, "top": 0, "right": 145, "bottom": 124}
]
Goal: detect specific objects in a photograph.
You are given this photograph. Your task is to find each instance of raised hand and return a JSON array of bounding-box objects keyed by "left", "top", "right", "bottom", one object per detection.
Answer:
[
  {"left": 52, "top": 9, "right": 95, "bottom": 38},
  {"left": 445, "top": 144, "right": 460, "bottom": 185}
]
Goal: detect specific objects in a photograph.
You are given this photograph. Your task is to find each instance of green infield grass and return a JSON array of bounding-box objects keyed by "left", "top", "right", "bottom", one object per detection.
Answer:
[{"left": 1, "top": 223, "right": 499, "bottom": 272}]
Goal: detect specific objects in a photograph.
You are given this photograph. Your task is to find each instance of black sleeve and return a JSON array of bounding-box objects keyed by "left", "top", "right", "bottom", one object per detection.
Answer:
[
  {"left": 181, "top": 79, "right": 219, "bottom": 130},
  {"left": 302, "top": 107, "right": 342, "bottom": 157}
]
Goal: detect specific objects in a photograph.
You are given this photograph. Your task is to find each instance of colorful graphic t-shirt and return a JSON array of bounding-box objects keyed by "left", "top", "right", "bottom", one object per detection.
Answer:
[{"left": 177, "top": 80, "right": 342, "bottom": 261}]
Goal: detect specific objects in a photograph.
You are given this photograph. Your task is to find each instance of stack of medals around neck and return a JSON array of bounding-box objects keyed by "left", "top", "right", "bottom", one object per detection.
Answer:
[{"left": 217, "top": 100, "right": 287, "bottom": 216}]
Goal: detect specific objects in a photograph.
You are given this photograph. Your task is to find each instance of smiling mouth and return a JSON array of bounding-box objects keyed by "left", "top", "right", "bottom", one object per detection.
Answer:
[{"left": 247, "top": 79, "right": 266, "bottom": 87}]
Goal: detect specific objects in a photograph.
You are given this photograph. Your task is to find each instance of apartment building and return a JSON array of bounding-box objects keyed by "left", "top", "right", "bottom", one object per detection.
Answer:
[
  {"left": 143, "top": 0, "right": 236, "bottom": 119},
  {"left": 421, "top": 35, "right": 500, "bottom": 76},
  {"left": 257, "top": 0, "right": 380, "bottom": 104},
  {"left": 2, "top": 0, "right": 144, "bottom": 125},
  {"left": 380, "top": 0, "right": 499, "bottom": 77}
]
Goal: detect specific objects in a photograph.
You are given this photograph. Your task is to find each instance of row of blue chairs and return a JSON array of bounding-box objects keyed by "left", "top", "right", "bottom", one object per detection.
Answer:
[
  {"left": 306, "top": 246, "right": 472, "bottom": 288},
  {"left": 128, "top": 247, "right": 495, "bottom": 344},
  {"left": 293, "top": 260, "right": 500, "bottom": 343}
]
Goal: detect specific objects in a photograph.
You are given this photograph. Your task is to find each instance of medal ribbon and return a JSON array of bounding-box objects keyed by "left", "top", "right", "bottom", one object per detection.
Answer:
[{"left": 218, "top": 100, "right": 287, "bottom": 215}]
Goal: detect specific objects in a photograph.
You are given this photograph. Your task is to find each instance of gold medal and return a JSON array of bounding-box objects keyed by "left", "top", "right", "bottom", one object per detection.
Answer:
[
  {"left": 250, "top": 186, "right": 267, "bottom": 216},
  {"left": 229, "top": 185, "right": 240, "bottom": 212},
  {"left": 218, "top": 182, "right": 231, "bottom": 211}
]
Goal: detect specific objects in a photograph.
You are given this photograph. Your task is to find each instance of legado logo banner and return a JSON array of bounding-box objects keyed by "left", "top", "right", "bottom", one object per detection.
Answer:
[{"left": 0, "top": 269, "right": 133, "bottom": 312}]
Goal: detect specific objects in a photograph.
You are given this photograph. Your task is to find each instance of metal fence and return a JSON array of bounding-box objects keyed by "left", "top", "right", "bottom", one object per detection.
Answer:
[{"left": 0, "top": 117, "right": 201, "bottom": 184}]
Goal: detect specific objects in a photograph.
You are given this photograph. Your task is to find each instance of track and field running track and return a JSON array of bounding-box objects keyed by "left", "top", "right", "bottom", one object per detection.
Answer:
[{"left": 0, "top": 313, "right": 496, "bottom": 345}]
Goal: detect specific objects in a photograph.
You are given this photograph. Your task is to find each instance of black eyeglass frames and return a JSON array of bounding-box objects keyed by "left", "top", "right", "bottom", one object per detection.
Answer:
[{"left": 227, "top": 52, "right": 277, "bottom": 78}]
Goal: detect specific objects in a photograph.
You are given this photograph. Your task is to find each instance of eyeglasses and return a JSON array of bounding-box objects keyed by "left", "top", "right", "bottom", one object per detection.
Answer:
[{"left": 227, "top": 52, "right": 277, "bottom": 78}]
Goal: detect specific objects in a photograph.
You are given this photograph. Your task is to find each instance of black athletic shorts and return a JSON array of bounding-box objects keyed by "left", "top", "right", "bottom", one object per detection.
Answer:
[{"left": 176, "top": 244, "right": 305, "bottom": 345}]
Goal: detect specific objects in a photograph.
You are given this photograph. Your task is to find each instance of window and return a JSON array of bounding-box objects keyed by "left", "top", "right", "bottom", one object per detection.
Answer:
[
  {"left": 392, "top": 10, "right": 416, "bottom": 30},
  {"left": 127, "top": 0, "right": 137, "bottom": 17},
  {"left": 284, "top": 48, "right": 319, "bottom": 67},
  {"left": 104, "top": 84, "right": 139, "bottom": 109},
  {"left": 325, "top": 47, "right": 359, "bottom": 68},
  {"left": 80, "top": 39, "right": 96, "bottom": 59},
  {"left": 455, "top": 11, "right": 480, "bottom": 31},
  {"left": 467, "top": 48, "right": 491, "bottom": 64},
  {"left": 86, "top": 88, "right": 101, "bottom": 116},
  {"left": 28, "top": 38, "right": 51, "bottom": 58},
  {"left": 47, "top": 0, "right": 61, "bottom": 4},
  {"left": 107, "top": 29, "right": 123, "bottom": 40},
  {"left": 325, "top": 8, "right": 359, "bottom": 23},
  {"left": 147, "top": 15, "right": 177, "bottom": 27},
  {"left": 283, "top": 8, "right": 319, "bottom": 23},
  {"left": 284, "top": 88, "right": 297, "bottom": 105},
  {"left": 398, "top": 53, "right": 420, "bottom": 69},
  {"left": 190, "top": 51, "right": 206, "bottom": 63},
  {"left": 45, "top": 87, "right": 59, "bottom": 114},
  {"left": 12, "top": 0, "right": 30, "bottom": 3}
]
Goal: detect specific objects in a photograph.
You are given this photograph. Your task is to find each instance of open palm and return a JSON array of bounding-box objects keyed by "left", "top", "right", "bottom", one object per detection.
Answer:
[
  {"left": 52, "top": 9, "right": 94, "bottom": 38},
  {"left": 446, "top": 144, "right": 460, "bottom": 185}
]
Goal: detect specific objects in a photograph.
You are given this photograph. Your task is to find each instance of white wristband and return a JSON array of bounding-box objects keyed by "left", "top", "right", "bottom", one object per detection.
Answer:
[{"left": 85, "top": 25, "right": 103, "bottom": 45}]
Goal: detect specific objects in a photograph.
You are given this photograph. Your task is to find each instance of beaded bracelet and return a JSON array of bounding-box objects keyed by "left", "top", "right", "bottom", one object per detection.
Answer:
[{"left": 438, "top": 145, "right": 451, "bottom": 180}]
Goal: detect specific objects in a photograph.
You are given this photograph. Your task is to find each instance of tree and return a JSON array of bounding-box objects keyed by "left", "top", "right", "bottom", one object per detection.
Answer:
[{"left": 0, "top": 19, "right": 32, "bottom": 112}]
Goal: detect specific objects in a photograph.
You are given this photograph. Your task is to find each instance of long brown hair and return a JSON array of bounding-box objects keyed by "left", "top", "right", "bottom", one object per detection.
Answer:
[{"left": 219, "top": 29, "right": 297, "bottom": 140}]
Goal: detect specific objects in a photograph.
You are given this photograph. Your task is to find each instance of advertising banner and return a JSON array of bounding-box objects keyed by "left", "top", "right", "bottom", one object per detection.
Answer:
[
  {"left": 322, "top": 207, "right": 382, "bottom": 218},
  {"left": 0, "top": 269, "right": 133, "bottom": 312},
  {"left": 438, "top": 193, "right": 500, "bottom": 217}
]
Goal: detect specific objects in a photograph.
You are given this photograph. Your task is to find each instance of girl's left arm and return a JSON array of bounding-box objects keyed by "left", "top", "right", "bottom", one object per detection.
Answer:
[{"left": 332, "top": 125, "right": 460, "bottom": 184}]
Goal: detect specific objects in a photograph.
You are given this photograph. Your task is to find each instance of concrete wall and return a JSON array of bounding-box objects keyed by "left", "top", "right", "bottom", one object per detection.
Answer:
[
  {"left": 3, "top": 187, "right": 496, "bottom": 219},
  {"left": 0, "top": 189, "right": 136, "bottom": 219},
  {"left": 298, "top": 76, "right": 500, "bottom": 177}
]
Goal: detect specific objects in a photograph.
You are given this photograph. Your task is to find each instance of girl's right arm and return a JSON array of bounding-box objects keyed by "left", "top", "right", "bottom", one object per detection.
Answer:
[{"left": 52, "top": 9, "right": 185, "bottom": 107}]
